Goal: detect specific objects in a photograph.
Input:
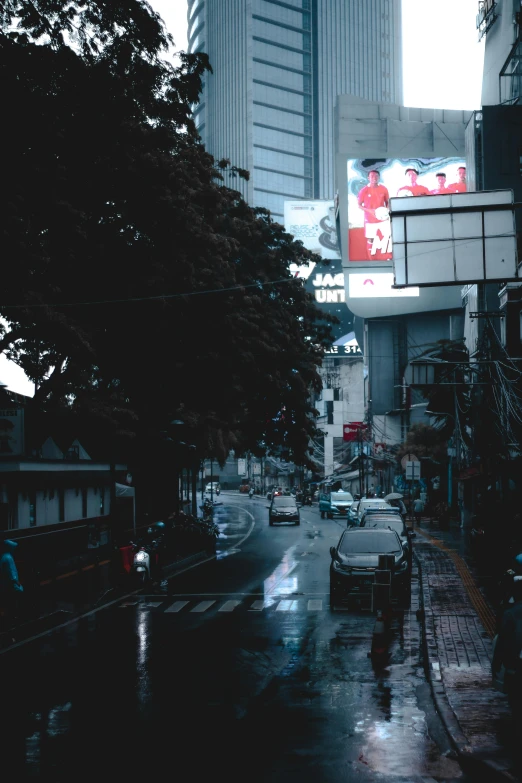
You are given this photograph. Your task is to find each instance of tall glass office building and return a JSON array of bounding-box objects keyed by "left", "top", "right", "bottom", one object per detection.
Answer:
[{"left": 187, "top": 0, "right": 403, "bottom": 220}]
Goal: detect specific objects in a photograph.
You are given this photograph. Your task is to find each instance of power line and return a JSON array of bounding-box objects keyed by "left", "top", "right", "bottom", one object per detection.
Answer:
[{"left": 0, "top": 276, "right": 299, "bottom": 310}]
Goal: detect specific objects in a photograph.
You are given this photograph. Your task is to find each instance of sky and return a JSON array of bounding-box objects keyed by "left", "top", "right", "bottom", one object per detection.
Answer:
[{"left": 1, "top": 0, "right": 484, "bottom": 396}]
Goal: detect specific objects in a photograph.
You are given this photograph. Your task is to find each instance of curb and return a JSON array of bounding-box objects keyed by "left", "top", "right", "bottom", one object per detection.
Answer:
[
  {"left": 415, "top": 550, "right": 517, "bottom": 782},
  {"left": 0, "top": 549, "right": 212, "bottom": 654}
]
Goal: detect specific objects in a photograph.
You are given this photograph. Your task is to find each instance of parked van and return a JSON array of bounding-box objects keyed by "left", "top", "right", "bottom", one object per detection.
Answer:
[{"left": 319, "top": 490, "right": 354, "bottom": 519}]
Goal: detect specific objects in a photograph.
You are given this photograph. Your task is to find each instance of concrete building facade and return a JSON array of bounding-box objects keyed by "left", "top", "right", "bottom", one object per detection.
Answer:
[{"left": 188, "top": 0, "right": 403, "bottom": 220}]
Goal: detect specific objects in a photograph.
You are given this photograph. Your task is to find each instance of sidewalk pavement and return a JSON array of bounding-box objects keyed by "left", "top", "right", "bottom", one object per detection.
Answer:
[{"left": 413, "top": 519, "right": 520, "bottom": 781}]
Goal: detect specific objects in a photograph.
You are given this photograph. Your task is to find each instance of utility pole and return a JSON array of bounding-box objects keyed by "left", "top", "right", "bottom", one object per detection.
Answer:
[{"left": 358, "top": 426, "right": 365, "bottom": 497}]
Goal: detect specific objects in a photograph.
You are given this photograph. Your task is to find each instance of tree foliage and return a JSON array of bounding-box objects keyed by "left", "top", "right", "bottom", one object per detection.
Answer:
[
  {"left": 396, "top": 423, "right": 448, "bottom": 465},
  {"left": 0, "top": 1, "right": 335, "bottom": 478}
]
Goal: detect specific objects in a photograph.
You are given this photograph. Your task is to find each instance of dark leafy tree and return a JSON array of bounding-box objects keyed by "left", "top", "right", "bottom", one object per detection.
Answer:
[
  {"left": 1, "top": 1, "right": 335, "bottom": 515},
  {"left": 396, "top": 423, "right": 448, "bottom": 465}
]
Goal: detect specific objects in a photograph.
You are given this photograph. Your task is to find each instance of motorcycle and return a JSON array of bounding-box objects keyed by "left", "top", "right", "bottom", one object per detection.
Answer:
[
  {"left": 130, "top": 537, "right": 163, "bottom": 587},
  {"left": 201, "top": 498, "right": 214, "bottom": 521},
  {"left": 248, "top": 488, "right": 254, "bottom": 499},
  {"left": 131, "top": 542, "right": 153, "bottom": 585}
]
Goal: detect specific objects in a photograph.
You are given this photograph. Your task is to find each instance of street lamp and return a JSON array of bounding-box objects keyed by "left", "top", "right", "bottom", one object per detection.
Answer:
[
  {"left": 170, "top": 420, "right": 184, "bottom": 514},
  {"left": 188, "top": 444, "right": 197, "bottom": 516}
]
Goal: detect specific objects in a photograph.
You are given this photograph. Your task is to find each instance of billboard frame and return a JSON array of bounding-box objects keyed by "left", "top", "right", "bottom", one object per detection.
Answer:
[{"left": 391, "top": 190, "right": 519, "bottom": 289}]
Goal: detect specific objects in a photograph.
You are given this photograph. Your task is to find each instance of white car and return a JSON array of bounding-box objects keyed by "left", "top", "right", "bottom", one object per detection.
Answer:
[
  {"left": 205, "top": 482, "right": 220, "bottom": 494},
  {"left": 353, "top": 498, "right": 394, "bottom": 526}
]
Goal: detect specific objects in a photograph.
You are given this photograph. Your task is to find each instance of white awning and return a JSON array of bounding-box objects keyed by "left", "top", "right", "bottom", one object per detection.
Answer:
[{"left": 115, "top": 483, "right": 135, "bottom": 497}]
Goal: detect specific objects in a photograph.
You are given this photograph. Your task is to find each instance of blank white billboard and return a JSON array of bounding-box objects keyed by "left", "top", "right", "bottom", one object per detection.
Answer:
[{"left": 391, "top": 190, "right": 518, "bottom": 287}]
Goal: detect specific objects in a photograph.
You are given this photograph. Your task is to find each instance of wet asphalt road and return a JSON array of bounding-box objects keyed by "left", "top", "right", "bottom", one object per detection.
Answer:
[{"left": 3, "top": 495, "right": 472, "bottom": 781}]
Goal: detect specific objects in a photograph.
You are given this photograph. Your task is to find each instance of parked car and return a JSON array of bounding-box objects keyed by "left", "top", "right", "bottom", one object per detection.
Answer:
[
  {"left": 388, "top": 499, "right": 408, "bottom": 517},
  {"left": 319, "top": 490, "right": 354, "bottom": 519},
  {"left": 347, "top": 500, "right": 360, "bottom": 524},
  {"left": 329, "top": 527, "right": 410, "bottom": 606},
  {"left": 360, "top": 514, "right": 416, "bottom": 564},
  {"left": 353, "top": 499, "right": 395, "bottom": 526},
  {"left": 358, "top": 506, "right": 403, "bottom": 526},
  {"left": 268, "top": 495, "right": 300, "bottom": 526},
  {"left": 205, "top": 482, "right": 220, "bottom": 495}
]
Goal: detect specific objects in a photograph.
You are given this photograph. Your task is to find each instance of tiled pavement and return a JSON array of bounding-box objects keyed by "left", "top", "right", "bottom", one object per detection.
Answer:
[{"left": 414, "top": 525, "right": 520, "bottom": 781}]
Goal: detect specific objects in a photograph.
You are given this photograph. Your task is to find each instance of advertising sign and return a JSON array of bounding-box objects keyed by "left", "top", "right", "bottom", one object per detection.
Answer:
[
  {"left": 392, "top": 190, "right": 518, "bottom": 287},
  {"left": 348, "top": 272, "right": 419, "bottom": 298},
  {"left": 347, "top": 158, "right": 466, "bottom": 262},
  {"left": 343, "top": 422, "right": 367, "bottom": 442},
  {"left": 0, "top": 408, "right": 24, "bottom": 455},
  {"left": 284, "top": 201, "right": 340, "bottom": 262},
  {"left": 237, "top": 458, "right": 246, "bottom": 475},
  {"left": 284, "top": 200, "right": 361, "bottom": 356}
]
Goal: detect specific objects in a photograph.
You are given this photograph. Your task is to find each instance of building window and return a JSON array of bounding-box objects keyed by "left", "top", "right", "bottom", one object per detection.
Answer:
[
  {"left": 326, "top": 401, "right": 334, "bottom": 425},
  {"left": 29, "top": 492, "right": 37, "bottom": 527},
  {"left": 82, "top": 487, "right": 88, "bottom": 518},
  {"left": 100, "top": 489, "right": 105, "bottom": 516},
  {"left": 59, "top": 489, "right": 65, "bottom": 522}
]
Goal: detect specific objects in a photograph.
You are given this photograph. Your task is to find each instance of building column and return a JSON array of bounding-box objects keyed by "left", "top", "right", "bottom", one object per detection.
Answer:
[{"left": 324, "top": 434, "right": 334, "bottom": 478}]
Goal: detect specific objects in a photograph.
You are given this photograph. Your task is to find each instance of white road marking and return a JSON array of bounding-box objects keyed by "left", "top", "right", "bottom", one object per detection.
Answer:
[
  {"left": 276, "top": 600, "right": 298, "bottom": 611},
  {"left": 219, "top": 600, "right": 241, "bottom": 612},
  {"left": 249, "top": 600, "right": 268, "bottom": 611},
  {"left": 191, "top": 600, "right": 216, "bottom": 613},
  {"left": 307, "top": 599, "right": 322, "bottom": 611},
  {"left": 164, "top": 600, "right": 189, "bottom": 613},
  {"left": 139, "top": 602, "right": 163, "bottom": 608},
  {"left": 120, "top": 601, "right": 138, "bottom": 607}
]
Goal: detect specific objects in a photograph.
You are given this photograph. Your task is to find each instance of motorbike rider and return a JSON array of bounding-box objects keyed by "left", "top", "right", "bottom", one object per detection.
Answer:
[
  {"left": 497, "top": 552, "right": 522, "bottom": 632},
  {"left": 492, "top": 576, "right": 522, "bottom": 726},
  {"left": 0, "top": 539, "right": 24, "bottom": 626},
  {"left": 201, "top": 497, "right": 213, "bottom": 520},
  {"left": 248, "top": 487, "right": 254, "bottom": 498}
]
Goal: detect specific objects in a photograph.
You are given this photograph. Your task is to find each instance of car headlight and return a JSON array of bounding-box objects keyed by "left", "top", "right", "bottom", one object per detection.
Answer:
[
  {"left": 396, "top": 558, "right": 409, "bottom": 572},
  {"left": 332, "top": 560, "right": 351, "bottom": 573}
]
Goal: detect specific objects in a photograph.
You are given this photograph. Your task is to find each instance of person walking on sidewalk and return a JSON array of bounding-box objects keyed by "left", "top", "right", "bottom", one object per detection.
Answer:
[
  {"left": 413, "top": 497, "right": 424, "bottom": 527},
  {"left": 492, "top": 576, "right": 522, "bottom": 729},
  {"left": 0, "top": 539, "right": 24, "bottom": 627}
]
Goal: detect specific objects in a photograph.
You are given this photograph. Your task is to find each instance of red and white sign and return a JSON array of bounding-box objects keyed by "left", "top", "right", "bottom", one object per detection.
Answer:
[{"left": 343, "top": 422, "right": 367, "bottom": 442}]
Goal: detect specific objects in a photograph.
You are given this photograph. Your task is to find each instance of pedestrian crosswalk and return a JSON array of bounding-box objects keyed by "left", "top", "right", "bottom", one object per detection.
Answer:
[{"left": 119, "top": 596, "right": 330, "bottom": 615}]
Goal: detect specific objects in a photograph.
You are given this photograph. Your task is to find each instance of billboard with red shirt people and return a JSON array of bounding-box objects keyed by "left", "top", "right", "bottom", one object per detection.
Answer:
[{"left": 347, "top": 158, "right": 466, "bottom": 262}]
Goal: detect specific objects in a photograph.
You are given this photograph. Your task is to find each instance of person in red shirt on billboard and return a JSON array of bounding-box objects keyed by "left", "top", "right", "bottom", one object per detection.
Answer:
[
  {"left": 430, "top": 172, "right": 449, "bottom": 195},
  {"left": 357, "top": 169, "right": 391, "bottom": 260},
  {"left": 396, "top": 168, "right": 430, "bottom": 197},
  {"left": 446, "top": 166, "right": 467, "bottom": 193}
]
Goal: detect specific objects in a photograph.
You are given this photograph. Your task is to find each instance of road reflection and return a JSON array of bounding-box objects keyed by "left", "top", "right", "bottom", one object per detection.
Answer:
[
  {"left": 136, "top": 608, "right": 152, "bottom": 715},
  {"left": 263, "top": 545, "right": 299, "bottom": 607}
]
